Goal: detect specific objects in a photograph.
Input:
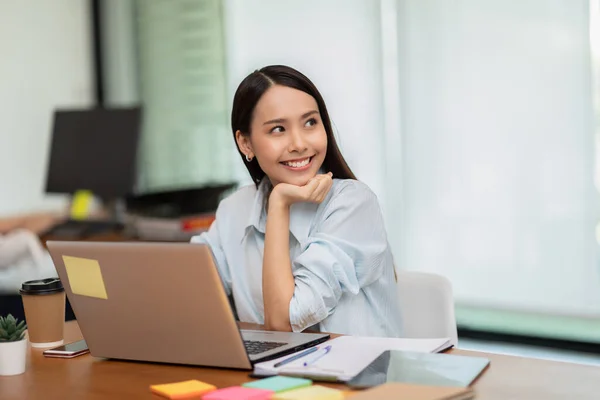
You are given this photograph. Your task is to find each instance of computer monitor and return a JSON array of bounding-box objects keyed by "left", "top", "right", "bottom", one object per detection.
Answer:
[
  {"left": 45, "top": 107, "right": 142, "bottom": 199},
  {"left": 42, "top": 107, "right": 142, "bottom": 238}
]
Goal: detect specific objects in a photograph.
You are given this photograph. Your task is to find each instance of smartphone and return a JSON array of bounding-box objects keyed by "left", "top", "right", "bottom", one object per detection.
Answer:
[{"left": 43, "top": 340, "right": 89, "bottom": 358}]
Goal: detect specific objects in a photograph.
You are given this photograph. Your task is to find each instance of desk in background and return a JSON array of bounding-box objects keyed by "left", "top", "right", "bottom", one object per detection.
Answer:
[
  {"left": 1, "top": 321, "right": 599, "bottom": 399},
  {"left": 0, "top": 230, "right": 138, "bottom": 321}
]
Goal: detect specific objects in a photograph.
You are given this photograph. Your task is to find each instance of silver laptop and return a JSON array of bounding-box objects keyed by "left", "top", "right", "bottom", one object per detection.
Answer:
[{"left": 46, "top": 241, "right": 330, "bottom": 369}]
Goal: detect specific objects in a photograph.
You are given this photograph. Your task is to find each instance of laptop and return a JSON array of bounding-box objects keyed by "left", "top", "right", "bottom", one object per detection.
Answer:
[{"left": 46, "top": 241, "right": 330, "bottom": 369}]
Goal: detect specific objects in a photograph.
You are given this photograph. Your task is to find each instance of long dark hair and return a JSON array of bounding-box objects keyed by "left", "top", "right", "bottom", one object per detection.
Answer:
[{"left": 231, "top": 65, "right": 357, "bottom": 186}]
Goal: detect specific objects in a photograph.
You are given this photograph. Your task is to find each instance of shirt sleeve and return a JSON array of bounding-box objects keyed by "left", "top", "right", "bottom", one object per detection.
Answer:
[
  {"left": 190, "top": 204, "right": 233, "bottom": 296},
  {"left": 288, "top": 182, "right": 390, "bottom": 332}
]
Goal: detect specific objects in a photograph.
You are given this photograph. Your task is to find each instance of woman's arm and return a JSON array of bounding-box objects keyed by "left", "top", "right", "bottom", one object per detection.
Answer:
[
  {"left": 262, "top": 173, "right": 333, "bottom": 331},
  {"left": 262, "top": 198, "right": 295, "bottom": 331}
]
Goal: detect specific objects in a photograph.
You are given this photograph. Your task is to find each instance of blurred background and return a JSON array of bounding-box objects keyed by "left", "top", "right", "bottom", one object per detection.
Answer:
[{"left": 1, "top": 0, "right": 599, "bottom": 360}]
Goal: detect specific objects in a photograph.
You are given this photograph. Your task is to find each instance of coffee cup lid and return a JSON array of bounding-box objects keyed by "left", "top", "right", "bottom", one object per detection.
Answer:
[{"left": 20, "top": 278, "right": 64, "bottom": 295}]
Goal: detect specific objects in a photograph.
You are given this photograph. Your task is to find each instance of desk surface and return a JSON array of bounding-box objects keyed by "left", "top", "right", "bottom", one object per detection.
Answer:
[{"left": 1, "top": 322, "right": 599, "bottom": 399}]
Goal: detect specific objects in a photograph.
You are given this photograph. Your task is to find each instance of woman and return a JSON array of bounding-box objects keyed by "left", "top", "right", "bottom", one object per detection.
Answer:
[{"left": 192, "top": 65, "right": 402, "bottom": 337}]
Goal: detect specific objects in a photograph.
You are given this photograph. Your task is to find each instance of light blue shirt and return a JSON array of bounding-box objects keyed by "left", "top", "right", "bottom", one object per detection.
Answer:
[{"left": 191, "top": 178, "right": 402, "bottom": 337}]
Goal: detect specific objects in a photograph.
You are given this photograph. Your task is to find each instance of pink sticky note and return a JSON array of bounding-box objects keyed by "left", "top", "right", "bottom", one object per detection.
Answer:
[{"left": 202, "top": 386, "right": 274, "bottom": 400}]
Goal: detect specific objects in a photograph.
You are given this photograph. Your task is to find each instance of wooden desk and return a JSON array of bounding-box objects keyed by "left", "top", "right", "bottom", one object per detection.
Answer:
[
  {"left": 2, "top": 322, "right": 599, "bottom": 399},
  {"left": 40, "top": 232, "right": 138, "bottom": 246}
]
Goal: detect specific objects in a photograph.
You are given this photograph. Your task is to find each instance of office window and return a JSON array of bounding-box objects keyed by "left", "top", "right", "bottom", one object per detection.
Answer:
[{"left": 393, "top": 0, "right": 600, "bottom": 339}]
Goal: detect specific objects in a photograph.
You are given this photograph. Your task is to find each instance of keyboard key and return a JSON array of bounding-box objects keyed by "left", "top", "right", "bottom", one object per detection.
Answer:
[{"left": 244, "top": 340, "right": 286, "bottom": 355}]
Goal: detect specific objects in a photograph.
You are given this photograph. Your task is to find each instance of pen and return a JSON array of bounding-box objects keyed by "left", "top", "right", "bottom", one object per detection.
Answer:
[
  {"left": 273, "top": 346, "right": 319, "bottom": 368},
  {"left": 303, "top": 345, "right": 332, "bottom": 367}
]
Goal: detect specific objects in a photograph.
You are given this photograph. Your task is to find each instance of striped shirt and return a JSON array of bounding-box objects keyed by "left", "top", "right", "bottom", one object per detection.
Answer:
[{"left": 191, "top": 178, "right": 402, "bottom": 337}]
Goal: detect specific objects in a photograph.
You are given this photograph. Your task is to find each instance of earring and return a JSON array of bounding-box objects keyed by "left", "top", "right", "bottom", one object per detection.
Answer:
[{"left": 245, "top": 154, "right": 253, "bottom": 162}]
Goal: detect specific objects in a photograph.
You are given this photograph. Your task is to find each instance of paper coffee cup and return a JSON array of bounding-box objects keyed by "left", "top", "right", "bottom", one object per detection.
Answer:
[{"left": 19, "top": 278, "right": 65, "bottom": 348}]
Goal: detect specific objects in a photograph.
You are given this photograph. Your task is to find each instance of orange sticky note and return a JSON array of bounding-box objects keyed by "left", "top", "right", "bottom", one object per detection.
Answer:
[{"left": 150, "top": 380, "right": 216, "bottom": 399}]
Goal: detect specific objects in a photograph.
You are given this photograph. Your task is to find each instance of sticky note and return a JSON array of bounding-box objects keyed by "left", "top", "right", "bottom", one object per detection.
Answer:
[
  {"left": 63, "top": 256, "right": 108, "bottom": 299},
  {"left": 70, "top": 190, "right": 94, "bottom": 220},
  {"left": 272, "top": 385, "right": 343, "bottom": 400},
  {"left": 203, "top": 386, "right": 273, "bottom": 400},
  {"left": 150, "top": 380, "right": 216, "bottom": 399},
  {"left": 71, "top": 190, "right": 94, "bottom": 219},
  {"left": 243, "top": 376, "right": 312, "bottom": 393}
]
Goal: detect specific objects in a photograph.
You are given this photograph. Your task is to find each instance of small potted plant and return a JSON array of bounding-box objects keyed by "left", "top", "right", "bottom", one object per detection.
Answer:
[{"left": 0, "top": 314, "right": 27, "bottom": 376}]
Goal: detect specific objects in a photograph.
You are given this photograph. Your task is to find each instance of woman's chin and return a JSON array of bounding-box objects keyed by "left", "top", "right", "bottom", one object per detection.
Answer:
[{"left": 274, "top": 174, "right": 315, "bottom": 187}]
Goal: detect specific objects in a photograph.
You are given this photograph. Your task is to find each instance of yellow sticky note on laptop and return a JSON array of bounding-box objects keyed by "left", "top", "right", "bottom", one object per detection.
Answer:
[
  {"left": 63, "top": 256, "right": 108, "bottom": 299},
  {"left": 272, "top": 385, "right": 343, "bottom": 400}
]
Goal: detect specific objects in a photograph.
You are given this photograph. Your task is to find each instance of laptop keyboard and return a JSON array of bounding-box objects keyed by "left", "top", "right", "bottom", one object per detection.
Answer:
[{"left": 244, "top": 340, "right": 287, "bottom": 355}]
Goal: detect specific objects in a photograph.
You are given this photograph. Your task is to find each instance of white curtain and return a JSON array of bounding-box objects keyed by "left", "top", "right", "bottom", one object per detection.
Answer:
[{"left": 394, "top": 0, "right": 600, "bottom": 317}]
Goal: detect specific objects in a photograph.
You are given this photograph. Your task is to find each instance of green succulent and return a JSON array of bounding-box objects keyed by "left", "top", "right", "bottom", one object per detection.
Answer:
[{"left": 0, "top": 314, "right": 27, "bottom": 342}]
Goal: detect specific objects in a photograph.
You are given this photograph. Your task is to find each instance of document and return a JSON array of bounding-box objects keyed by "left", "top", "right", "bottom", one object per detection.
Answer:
[{"left": 253, "top": 336, "right": 452, "bottom": 382}]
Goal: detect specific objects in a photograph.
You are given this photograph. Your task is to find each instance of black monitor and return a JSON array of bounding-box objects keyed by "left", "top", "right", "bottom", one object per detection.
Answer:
[
  {"left": 45, "top": 107, "right": 142, "bottom": 199},
  {"left": 42, "top": 107, "right": 142, "bottom": 238}
]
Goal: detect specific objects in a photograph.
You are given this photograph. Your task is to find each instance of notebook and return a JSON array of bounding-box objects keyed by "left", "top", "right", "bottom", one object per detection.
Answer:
[
  {"left": 253, "top": 335, "right": 452, "bottom": 382},
  {"left": 348, "top": 383, "right": 474, "bottom": 400}
]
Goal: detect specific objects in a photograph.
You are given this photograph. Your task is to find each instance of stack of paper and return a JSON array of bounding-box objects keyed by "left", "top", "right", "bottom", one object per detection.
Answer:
[{"left": 253, "top": 336, "right": 452, "bottom": 382}]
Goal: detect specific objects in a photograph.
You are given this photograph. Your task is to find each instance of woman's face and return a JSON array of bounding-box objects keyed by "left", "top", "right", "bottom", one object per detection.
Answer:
[{"left": 237, "top": 85, "right": 328, "bottom": 187}]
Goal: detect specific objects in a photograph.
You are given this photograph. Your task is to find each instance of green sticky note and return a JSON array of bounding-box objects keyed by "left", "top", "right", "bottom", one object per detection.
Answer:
[{"left": 243, "top": 376, "right": 312, "bottom": 393}]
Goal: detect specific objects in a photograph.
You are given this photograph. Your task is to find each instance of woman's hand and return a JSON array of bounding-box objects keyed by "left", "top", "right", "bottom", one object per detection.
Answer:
[{"left": 270, "top": 172, "right": 333, "bottom": 208}]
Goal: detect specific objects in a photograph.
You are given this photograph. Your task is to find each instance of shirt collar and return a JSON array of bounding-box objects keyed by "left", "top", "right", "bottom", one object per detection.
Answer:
[
  {"left": 242, "top": 177, "right": 317, "bottom": 243},
  {"left": 244, "top": 177, "right": 270, "bottom": 238}
]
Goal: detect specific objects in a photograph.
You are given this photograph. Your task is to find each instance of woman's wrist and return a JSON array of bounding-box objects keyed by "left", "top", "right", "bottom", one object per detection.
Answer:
[{"left": 268, "top": 187, "right": 291, "bottom": 210}]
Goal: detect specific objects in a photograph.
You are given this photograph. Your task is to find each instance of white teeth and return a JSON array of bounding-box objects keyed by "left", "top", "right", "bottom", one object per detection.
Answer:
[{"left": 284, "top": 158, "right": 310, "bottom": 168}]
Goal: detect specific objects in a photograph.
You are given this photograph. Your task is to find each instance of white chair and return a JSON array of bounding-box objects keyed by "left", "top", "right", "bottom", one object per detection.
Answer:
[{"left": 396, "top": 270, "right": 459, "bottom": 346}]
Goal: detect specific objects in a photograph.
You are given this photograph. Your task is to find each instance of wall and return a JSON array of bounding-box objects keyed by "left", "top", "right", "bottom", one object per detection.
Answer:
[{"left": 0, "top": 0, "right": 94, "bottom": 217}]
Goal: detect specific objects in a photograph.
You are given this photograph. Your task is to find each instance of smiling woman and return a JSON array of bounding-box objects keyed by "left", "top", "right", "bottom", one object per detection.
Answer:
[
  {"left": 236, "top": 85, "right": 328, "bottom": 187},
  {"left": 231, "top": 66, "right": 356, "bottom": 187},
  {"left": 191, "top": 65, "right": 402, "bottom": 337}
]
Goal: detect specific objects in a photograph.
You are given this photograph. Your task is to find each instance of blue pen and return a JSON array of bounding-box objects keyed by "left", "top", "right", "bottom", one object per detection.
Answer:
[
  {"left": 303, "top": 345, "right": 332, "bottom": 366},
  {"left": 273, "top": 346, "right": 319, "bottom": 368}
]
